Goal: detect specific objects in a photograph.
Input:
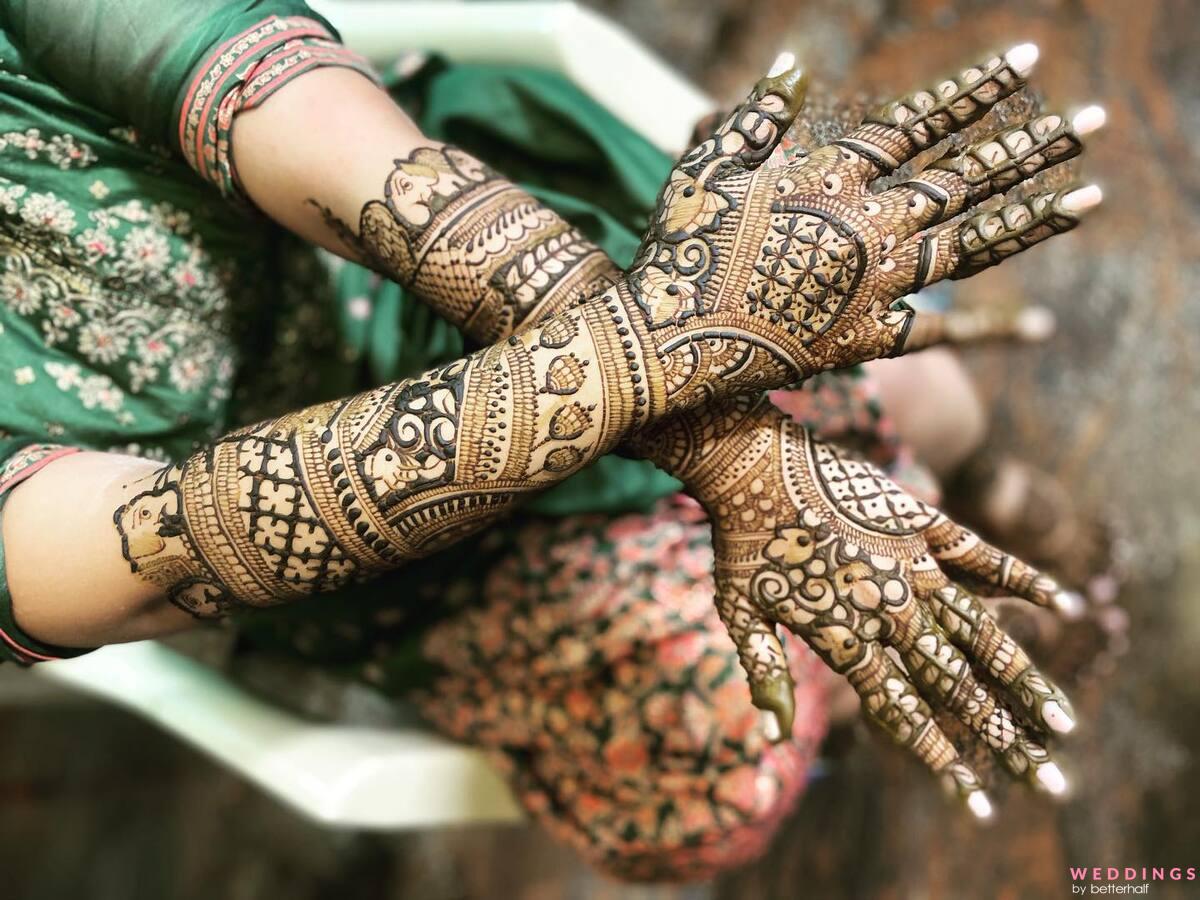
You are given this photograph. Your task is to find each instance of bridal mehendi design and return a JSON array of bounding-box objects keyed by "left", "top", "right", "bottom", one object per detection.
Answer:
[
  {"left": 310, "top": 146, "right": 617, "bottom": 344},
  {"left": 114, "top": 288, "right": 651, "bottom": 611},
  {"left": 326, "top": 47, "right": 1096, "bottom": 406},
  {"left": 627, "top": 395, "right": 1077, "bottom": 808},
  {"left": 618, "top": 45, "right": 1093, "bottom": 403},
  {"left": 114, "top": 50, "right": 1093, "bottom": 807}
]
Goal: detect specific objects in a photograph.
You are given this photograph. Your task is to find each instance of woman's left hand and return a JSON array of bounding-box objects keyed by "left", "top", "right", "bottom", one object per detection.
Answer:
[{"left": 637, "top": 394, "right": 1078, "bottom": 816}]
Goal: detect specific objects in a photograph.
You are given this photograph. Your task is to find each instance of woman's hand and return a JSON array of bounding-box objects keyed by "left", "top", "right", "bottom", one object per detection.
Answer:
[
  {"left": 628, "top": 45, "right": 1099, "bottom": 405},
  {"left": 631, "top": 395, "right": 1078, "bottom": 816}
]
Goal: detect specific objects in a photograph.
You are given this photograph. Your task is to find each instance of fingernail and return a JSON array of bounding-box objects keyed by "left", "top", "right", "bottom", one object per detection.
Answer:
[
  {"left": 1072, "top": 104, "right": 1107, "bottom": 135},
  {"left": 761, "top": 709, "right": 783, "bottom": 742},
  {"left": 967, "top": 791, "right": 994, "bottom": 820},
  {"left": 768, "top": 51, "right": 796, "bottom": 77},
  {"left": 1053, "top": 589, "right": 1087, "bottom": 619},
  {"left": 1015, "top": 306, "right": 1056, "bottom": 341},
  {"left": 1036, "top": 761, "right": 1068, "bottom": 795},
  {"left": 1043, "top": 699, "right": 1077, "bottom": 734},
  {"left": 1061, "top": 185, "right": 1103, "bottom": 212},
  {"left": 1005, "top": 42, "right": 1040, "bottom": 77}
]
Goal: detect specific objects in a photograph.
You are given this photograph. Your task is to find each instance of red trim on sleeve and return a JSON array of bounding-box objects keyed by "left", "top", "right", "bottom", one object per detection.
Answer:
[
  {"left": 0, "top": 625, "right": 60, "bottom": 663},
  {"left": 176, "top": 16, "right": 378, "bottom": 199}
]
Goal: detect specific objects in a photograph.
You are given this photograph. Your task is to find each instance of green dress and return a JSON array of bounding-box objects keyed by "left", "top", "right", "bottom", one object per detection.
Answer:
[{"left": 0, "top": 0, "right": 679, "bottom": 664}]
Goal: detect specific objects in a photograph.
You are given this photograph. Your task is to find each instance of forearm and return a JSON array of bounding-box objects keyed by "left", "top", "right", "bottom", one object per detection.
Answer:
[
  {"left": 229, "top": 68, "right": 781, "bottom": 503},
  {"left": 233, "top": 68, "right": 617, "bottom": 342},
  {"left": 2, "top": 274, "right": 659, "bottom": 633},
  {"left": 119, "top": 55, "right": 1076, "bottom": 617},
  {"left": 109, "top": 284, "right": 659, "bottom": 614},
  {"left": 12, "top": 74, "right": 746, "bottom": 622}
]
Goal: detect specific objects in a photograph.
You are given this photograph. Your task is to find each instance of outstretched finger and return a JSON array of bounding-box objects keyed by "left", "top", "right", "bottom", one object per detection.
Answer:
[
  {"left": 714, "top": 575, "right": 796, "bottom": 741},
  {"left": 833, "top": 44, "right": 1038, "bottom": 178},
  {"left": 884, "top": 105, "right": 1104, "bottom": 240},
  {"left": 680, "top": 52, "right": 808, "bottom": 175},
  {"left": 922, "top": 515, "right": 1081, "bottom": 614},
  {"left": 898, "top": 185, "right": 1101, "bottom": 294},
  {"left": 889, "top": 600, "right": 1072, "bottom": 792},
  {"left": 893, "top": 303, "right": 1058, "bottom": 354},
  {"left": 911, "top": 566, "right": 1077, "bottom": 737},
  {"left": 812, "top": 626, "right": 993, "bottom": 818}
]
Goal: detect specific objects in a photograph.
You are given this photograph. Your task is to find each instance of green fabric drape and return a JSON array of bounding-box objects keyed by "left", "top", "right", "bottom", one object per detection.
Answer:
[{"left": 0, "top": 0, "right": 344, "bottom": 151}]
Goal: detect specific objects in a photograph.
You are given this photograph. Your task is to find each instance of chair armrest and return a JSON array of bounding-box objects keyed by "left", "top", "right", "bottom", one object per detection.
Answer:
[
  {"left": 310, "top": 0, "right": 716, "bottom": 154},
  {"left": 36, "top": 642, "right": 522, "bottom": 829}
]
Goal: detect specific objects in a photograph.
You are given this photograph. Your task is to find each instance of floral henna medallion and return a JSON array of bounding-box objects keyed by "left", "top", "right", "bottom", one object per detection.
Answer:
[{"left": 745, "top": 209, "right": 864, "bottom": 341}]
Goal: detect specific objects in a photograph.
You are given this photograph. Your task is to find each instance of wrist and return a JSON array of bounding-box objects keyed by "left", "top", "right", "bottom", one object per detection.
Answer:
[
  {"left": 625, "top": 394, "right": 779, "bottom": 506},
  {"left": 343, "top": 144, "right": 620, "bottom": 344}
]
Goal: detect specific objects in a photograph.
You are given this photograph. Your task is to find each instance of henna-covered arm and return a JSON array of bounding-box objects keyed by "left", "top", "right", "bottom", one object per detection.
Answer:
[
  {"left": 257, "top": 55, "right": 1093, "bottom": 810},
  {"left": 231, "top": 68, "right": 620, "bottom": 344},
  {"left": 626, "top": 393, "right": 1083, "bottom": 815},
  {"left": 4, "top": 48, "right": 1098, "bottom": 661},
  {"left": 272, "top": 56, "right": 1098, "bottom": 810},
  {"left": 236, "top": 49, "right": 1101, "bottom": 392}
]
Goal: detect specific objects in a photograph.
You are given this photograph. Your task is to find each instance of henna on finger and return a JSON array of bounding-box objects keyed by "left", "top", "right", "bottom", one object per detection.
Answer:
[
  {"left": 897, "top": 303, "right": 1057, "bottom": 353},
  {"left": 897, "top": 185, "right": 1101, "bottom": 297},
  {"left": 922, "top": 516, "right": 1071, "bottom": 610},
  {"left": 888, "top": 599, "right": 1069, "bottom": 790},
  {"left": 816, "top": 621, "right": 993, "bottom": 816},
  {"left": 884, "top": 104, "right": 1102, "bottom": 241},
  {"left": 909, "top": 573, "right": 1076, "bottom": 737},
  {"left": 834, "top": 44, "right": 1037, "bottom": 178},
  {"left": 713, "top": 573, "right": 797, "bottom": 737}
]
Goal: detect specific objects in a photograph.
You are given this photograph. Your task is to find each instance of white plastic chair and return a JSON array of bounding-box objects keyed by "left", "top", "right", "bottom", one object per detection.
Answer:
[
  {"left": 36, "top": 1, "right": 716, "bottom": 831},
  {"left": 309, "top": 0, "right": 714, "bottom": 154}
]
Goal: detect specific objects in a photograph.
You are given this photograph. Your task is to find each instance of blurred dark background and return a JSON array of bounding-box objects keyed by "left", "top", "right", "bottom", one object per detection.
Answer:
[{"left": 2, "top": 0, "right": 1197, "bottom": 897}]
